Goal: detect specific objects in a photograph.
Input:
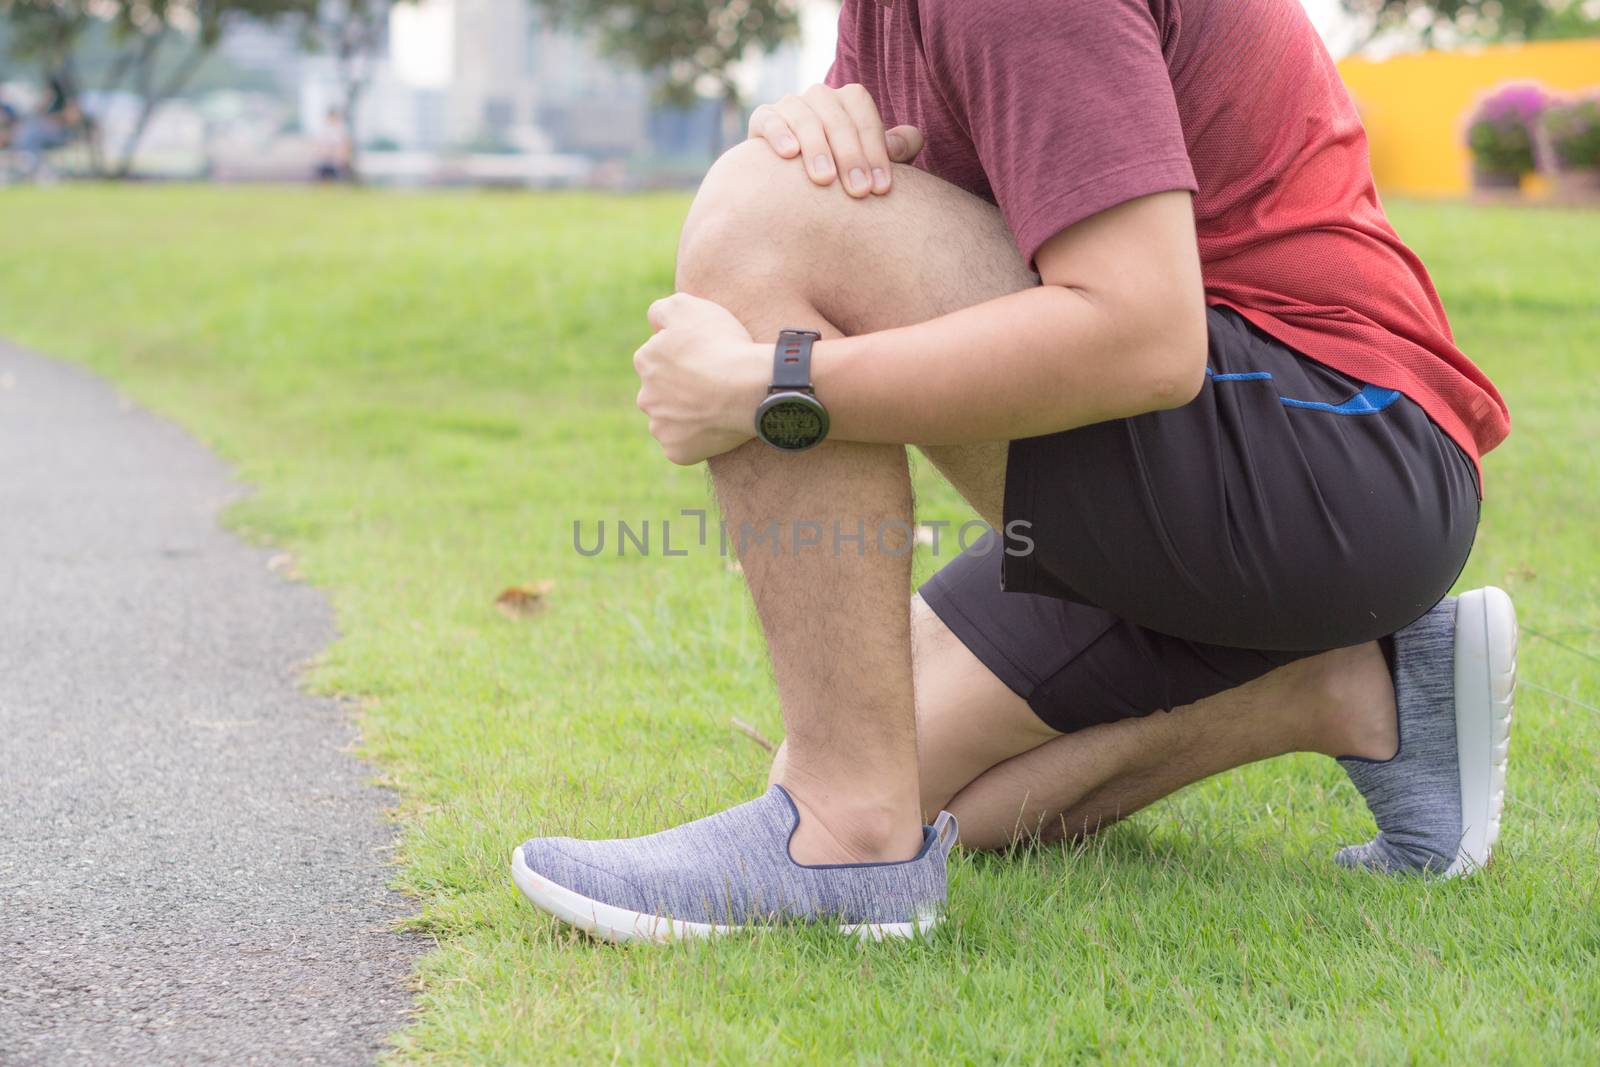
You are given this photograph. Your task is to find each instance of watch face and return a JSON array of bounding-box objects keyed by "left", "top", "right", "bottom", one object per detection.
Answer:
[{"left": 756, "top": 393, "right": 829, "bottom": 451}]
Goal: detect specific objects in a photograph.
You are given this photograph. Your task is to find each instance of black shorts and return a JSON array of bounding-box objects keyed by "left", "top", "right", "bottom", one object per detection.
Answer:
[{"left": 920, "top": 306, "right": 1480, "bottom": 734}]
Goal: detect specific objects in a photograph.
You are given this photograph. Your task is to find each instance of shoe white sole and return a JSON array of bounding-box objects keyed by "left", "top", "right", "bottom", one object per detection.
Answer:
[
  {"left": 1446, "top": 586, "right": 1517, "bottom": 878},
  {"left": 509, "top": 847, "right": 941, "bottom": 944}
]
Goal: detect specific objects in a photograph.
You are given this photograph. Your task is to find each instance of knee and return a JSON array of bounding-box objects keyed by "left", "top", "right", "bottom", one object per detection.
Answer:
[{"left": 676, "top": 140, "right": 843, "bottom": 296}]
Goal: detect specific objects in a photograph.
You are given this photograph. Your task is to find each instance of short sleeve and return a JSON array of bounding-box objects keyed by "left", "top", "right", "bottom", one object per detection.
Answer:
[
  {"left": 824, "top": 1, "right": 861, "bottom": 89},
  {"left": 920, "top": 0, "right": 1197, "bottom": 268}
]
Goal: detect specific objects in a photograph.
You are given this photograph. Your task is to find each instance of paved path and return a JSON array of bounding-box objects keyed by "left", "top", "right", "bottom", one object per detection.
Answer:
[{"left": 0, "top": 342, "right": 419, "bottom": 1065}]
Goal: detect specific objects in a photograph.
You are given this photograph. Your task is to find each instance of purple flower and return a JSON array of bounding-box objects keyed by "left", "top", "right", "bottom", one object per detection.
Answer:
[
  {"left": 1472, "top": 82, "right": 1548, "bottom": 129},
  {"left": 1463, "top": 81, "right": 1553, "bottom": 174}
]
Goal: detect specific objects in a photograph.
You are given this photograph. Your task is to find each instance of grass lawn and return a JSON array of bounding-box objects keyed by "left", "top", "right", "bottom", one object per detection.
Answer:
[{"left": 3, "top": 185, "right": 1597, "bottom": 1064}]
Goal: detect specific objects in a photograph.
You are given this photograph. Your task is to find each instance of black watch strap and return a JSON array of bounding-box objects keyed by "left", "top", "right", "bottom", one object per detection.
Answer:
[{"left": 771, "top": 328, "right": 821, "bottom": 392}]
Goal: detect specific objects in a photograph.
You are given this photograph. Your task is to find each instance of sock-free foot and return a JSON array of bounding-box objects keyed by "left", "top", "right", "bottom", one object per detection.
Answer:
[
  {"left": 511, "top": 785, "right": 956, "bottom": 943},
  {"left": 1336, "top": 587, "right": 1516, "bottom": 877}
]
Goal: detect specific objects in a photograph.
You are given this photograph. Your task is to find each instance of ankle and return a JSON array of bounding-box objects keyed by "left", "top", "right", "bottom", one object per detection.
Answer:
[
  {"left": 1309, "top": 642, "right": 1400, "bottom": 761},
  {"left": 779, "top": 780, "right": 925, "bottom": 865}
]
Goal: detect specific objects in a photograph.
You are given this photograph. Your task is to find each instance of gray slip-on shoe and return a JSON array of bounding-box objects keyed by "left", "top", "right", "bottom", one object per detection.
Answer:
[
  {"left": 1336, "top": 587, "right": 1516, "bottom": 877},
  {"left": 512, "top": 784, "right": 957, "bottom": 943}
]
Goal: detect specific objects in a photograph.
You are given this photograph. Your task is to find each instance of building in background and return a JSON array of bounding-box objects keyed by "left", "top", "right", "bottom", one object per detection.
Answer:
[
  {"left": 217, "top": 21, "right": 309, "bottom": 99},
  {"left": 367, "top": 0, "right": 792, "bottom": 158}
]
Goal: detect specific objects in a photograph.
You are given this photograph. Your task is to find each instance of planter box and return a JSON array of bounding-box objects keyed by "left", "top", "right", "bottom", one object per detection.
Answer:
[
  {"left": 1471, "top": 166, "right": 1524, "bottom": 192},
  {"left": 1552, "top": 167, "right": 1600, "bottom": 200}
]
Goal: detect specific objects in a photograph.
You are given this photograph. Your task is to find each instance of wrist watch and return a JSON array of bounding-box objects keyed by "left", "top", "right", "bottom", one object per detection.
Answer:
[{"left": 754, "top": 328, "right": 830, "bottom": 451}]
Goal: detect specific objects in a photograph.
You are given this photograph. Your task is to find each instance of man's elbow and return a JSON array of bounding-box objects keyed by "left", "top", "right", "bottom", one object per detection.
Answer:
[{"left": 1137, "top": 300, "right": 1209, "bottom": 412}]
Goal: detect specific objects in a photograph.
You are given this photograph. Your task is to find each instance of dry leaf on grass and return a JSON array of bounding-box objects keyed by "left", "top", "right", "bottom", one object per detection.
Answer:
[
  {"left": 496, "top": 580, "right": 554, "bottom": 620},
  {"left": 730, "top": 716, "right": 776, "bottom": 753}
]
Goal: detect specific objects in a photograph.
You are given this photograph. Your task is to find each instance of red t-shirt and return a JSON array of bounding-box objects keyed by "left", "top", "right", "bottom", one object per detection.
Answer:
[{"left": 826, "top": 0, "right": 1509, "bottom": 477}]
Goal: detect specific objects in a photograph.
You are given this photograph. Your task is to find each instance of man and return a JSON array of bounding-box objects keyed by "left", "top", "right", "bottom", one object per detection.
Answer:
[
  {"left": 12, "top": 79, "right": 84, "bottom": 182},
  {"left": 314, "top": 107, "right": 352, "bottom": 182},
  {"left": 512, "top": 0, "right": 1515, "bottom": 942}
]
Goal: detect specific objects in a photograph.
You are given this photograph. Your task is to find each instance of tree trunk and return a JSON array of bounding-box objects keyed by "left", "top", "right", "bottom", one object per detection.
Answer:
[
  {"left": 114, "top": 99, "right": 160, "bottom": 178},
  {"left": 90, "top": 44, "right": 144, "bottom": 176},
  {"left": 112, "top": 34, "right": 165, "bottom": 179},
  {"left": 342, "top": 77, "right": 366, "bottom": 182},
  {"left": 113, "top": 34, "right": 212, "bottom": 179}
]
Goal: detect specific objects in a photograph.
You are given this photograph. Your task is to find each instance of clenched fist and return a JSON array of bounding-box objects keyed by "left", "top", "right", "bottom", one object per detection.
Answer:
[{"left": 633, "top": 293, "right": 768, "bottom": 465}]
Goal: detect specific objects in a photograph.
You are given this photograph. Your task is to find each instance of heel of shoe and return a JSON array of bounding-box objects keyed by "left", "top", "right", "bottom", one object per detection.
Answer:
[{"left": 1448, "top": 587, "right": 1516, "bottom": 877}]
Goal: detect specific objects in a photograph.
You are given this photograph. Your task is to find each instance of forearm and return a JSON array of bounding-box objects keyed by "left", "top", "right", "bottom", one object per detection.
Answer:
[
  {"left": 805, "top": 285, "right": 1204, "bottom": 445},
  {"left": 644, "top": 191, "right": 1206, "bottom": 463}
]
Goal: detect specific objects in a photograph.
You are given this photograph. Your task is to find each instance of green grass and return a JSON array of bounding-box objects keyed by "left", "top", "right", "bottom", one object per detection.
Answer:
[{"left": 3, "top": 185, "right": 1597, "bottom": 1064}]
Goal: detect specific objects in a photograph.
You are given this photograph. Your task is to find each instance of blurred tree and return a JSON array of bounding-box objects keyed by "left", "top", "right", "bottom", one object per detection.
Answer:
[
  {"left": 1, "top": 1, "right": 89, "bottom": 99},
  {"left": 1341, "top": 0, "right": 1600, "bottom": 45},
  {"left": 1, "top": 0, "right": 316, "bottom": 176},
  {"left": 528, "top": 0, "right": 803, "bottom": 157}
]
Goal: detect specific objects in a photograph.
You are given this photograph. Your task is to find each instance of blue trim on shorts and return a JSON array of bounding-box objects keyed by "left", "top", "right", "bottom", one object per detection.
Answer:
[{"left": 1205, "top": 368, "right": 1402, "bottom": 416}]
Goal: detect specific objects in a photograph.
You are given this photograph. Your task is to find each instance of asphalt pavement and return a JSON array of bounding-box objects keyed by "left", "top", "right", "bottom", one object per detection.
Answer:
[{"left": 0, "top": 341, "right": 420, "bottom": 1065}]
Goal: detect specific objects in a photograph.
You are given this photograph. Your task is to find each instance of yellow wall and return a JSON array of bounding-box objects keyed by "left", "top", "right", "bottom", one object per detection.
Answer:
[{"left": 1338, "top": 38, "right": 1600, "bottom": 197}]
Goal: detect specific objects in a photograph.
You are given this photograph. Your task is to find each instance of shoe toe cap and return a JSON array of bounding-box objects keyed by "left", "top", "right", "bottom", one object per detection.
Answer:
[{"left": 518, "top": 837, "right": 644, "bottom": 909}]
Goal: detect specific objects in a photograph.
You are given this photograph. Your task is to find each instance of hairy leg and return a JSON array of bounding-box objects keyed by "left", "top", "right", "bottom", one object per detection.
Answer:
[
  {"left": 710, "top": 412, "right": 924, "bottom": 862},
  {"left": 678, "top": 142, "right": 1034, "bottom": 862}
]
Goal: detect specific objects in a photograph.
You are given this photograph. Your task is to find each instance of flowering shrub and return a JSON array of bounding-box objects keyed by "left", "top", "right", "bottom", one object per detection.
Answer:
[
  {"left": 1541, "top": 93, "right": 1600, "bottom": 170},
  {"left": 1464, "top": 81, "right": 1548, "bottom": 176}
]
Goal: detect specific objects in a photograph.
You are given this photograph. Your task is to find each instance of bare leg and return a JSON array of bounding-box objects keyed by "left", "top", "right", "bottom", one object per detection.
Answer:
[
  {"left": 678, "top": 142, "right": 1033, "bottom": 862},
  {"left": 708, "top": 428, "right": 924, "bottom": 862}
]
